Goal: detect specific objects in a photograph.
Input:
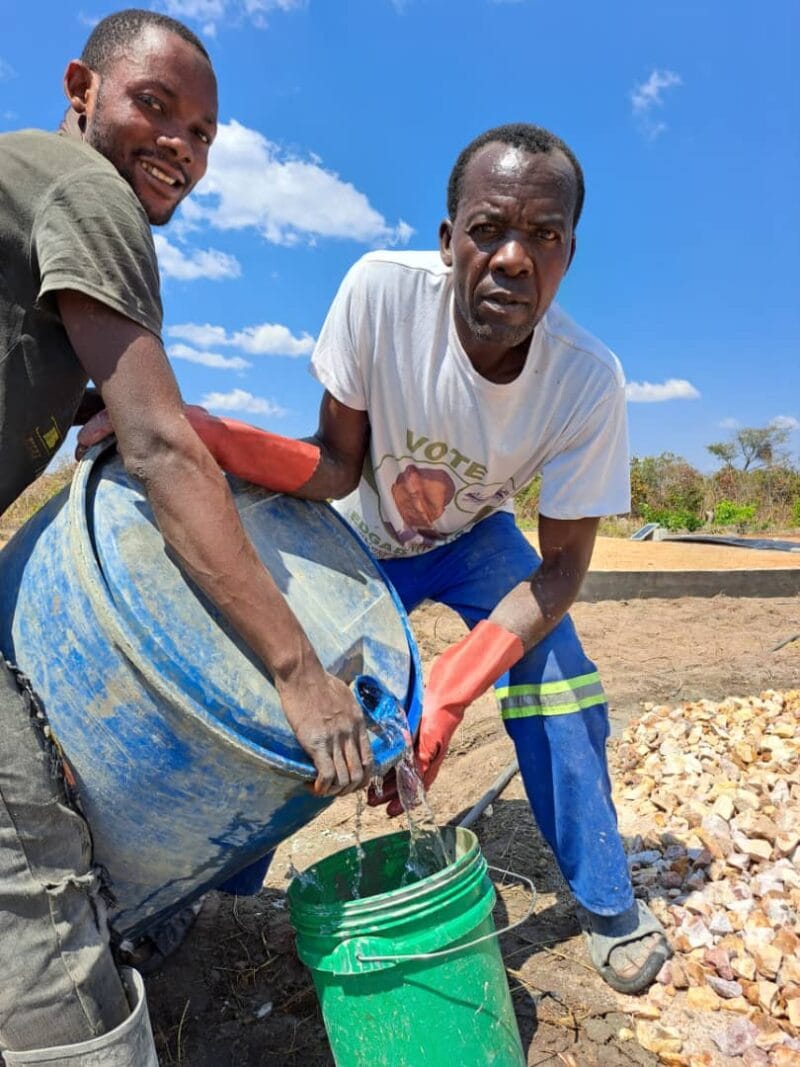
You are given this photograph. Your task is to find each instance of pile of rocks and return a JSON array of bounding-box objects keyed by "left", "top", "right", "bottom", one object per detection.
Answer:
[{"left": 609, "top": 689, "right": 800, "bottom": 1066}]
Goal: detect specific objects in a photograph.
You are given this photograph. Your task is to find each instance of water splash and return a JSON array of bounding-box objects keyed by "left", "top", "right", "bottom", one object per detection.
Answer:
[
  {"left": 286, "top": 860, "right": 322, "bottom": 893},
  {"left": 397, "top": 748, "right": 449, "bottom": 884},
  {"left": 350, "top": 789, "right": 367, "bottom": 899},
  {"left": 372, "top": 700, "right": 449, "bottom": 885}
]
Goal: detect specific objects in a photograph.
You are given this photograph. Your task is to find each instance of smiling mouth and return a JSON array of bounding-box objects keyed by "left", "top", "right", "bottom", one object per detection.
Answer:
[{"left": 139, "top": 158, "right": 183, "bottom": 190}]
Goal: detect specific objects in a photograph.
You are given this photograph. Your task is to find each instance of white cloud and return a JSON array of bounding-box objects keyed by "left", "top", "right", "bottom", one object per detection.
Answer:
[
  {"left": 632, "top": 69, "right": 682, "bottom": 113},
  {"left": 201, "top": 388, "right": 287, "bottom": 416},
  {"left": 77, "top": 12, "right": 100, "bottom": 27},
  {"left": 626, "top": 378, "right": 700, "bottom": 403},
  {"left": 631, "top": 69, "right": 682, "bottom": 139},
  {"left": 167, "top": 320, "right": 314, "bottom": 357},
  {"left": 167, "top": 323, "right": 230, "bottom": 348},
  {"left": 168, "top": 342, "right": 252, "bottom": 370},
  {"left": 770, "top": 415, "right": 800, "bottom": 433},
  {"left": 153, "top": 234, "right": 241, "bottom": 281},
  {"left": 0, "top": 58, "right": 15, "bottom": 81},
  {"left": 158, "top": 0, "right": 305, "bottom": 32},
  {"left": 720, "top": 417, "right": 740, "bottom": 430},
  {"left": 161, "top": 0, "right": 226, "bottom": 19},
  {"left": 232, "top": 324, "right": 314, "bottom": 356},
  {"left": 182, "top": 119, "right": 412, "bottom": 246},
  {"left": 245, "top": 0, "right": 306, "bottom": 11}
]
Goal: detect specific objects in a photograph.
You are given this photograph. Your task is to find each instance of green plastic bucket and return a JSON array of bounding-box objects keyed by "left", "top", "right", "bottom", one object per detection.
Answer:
[{"left": 288, "top": 826, "right": 528, "bottom": 1066}]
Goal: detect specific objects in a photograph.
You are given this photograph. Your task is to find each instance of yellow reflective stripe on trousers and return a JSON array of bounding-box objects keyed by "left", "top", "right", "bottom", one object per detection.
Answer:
[{"left": 497, "top": 671, "right": 605, "bottom": 718}]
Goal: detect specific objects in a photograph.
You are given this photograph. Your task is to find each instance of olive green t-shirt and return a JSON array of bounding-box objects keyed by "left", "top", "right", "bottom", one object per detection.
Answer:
[{"left": 0, "top": 129, "right": 163, "bottom": 514}]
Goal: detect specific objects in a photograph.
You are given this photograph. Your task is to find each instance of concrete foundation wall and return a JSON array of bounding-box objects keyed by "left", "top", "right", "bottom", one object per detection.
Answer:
[{"left": 578, "top": 569, "right": 800, "bottom": 602}]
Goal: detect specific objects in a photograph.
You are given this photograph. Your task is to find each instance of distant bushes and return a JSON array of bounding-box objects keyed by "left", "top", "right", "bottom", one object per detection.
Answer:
[
  {"left": 627, "top": 451, "right": 800, "bottom": 534},
  {"left": 513, "top": 446, "right": 800, "bottom": 535},
  {"left": 514, "top": 476, "right": 541, "bottom": 528},
  {"left": 714, "top": 500, "right": 757, "bottom": 528},
  {"left": 630, "top": 453, "right": 705, "bottom": 529},
  {"left": 640, "top": 505, "right": 703, "bottom": 532}
]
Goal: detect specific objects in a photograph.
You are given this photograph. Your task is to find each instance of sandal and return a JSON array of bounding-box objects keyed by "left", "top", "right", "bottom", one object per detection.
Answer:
[{"left": 581, "top": 899, "right": 671, "bottom": 995}]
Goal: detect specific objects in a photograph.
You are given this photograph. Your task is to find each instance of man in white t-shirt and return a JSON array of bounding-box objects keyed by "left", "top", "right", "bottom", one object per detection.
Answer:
[
  {"left": 301, "top": 125, "right": 669, "bottom": 993},
  {"left": 84, "top": 122, "right": 669, "bottom": 993}
]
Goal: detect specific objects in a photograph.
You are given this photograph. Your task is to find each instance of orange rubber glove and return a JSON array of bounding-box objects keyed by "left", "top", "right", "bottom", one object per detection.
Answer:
[
  {"left": 373, "top": 620, "right": 524, "bottom": 816},
  {"left": 76, "top": 404, "right": 321, "bottom": 494},
  {"left": 184, "top": 406, "right": 320, "bottom": 493}
]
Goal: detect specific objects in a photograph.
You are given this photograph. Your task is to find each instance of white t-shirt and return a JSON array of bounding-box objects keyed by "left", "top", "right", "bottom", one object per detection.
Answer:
[{"left": 310, "top": 250, "right": 630, "bottom": 560}]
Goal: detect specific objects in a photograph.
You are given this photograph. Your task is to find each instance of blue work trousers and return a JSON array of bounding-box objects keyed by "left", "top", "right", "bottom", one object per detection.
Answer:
[{"left": 381, "top": 512, "right": 633, "bottom": 916}]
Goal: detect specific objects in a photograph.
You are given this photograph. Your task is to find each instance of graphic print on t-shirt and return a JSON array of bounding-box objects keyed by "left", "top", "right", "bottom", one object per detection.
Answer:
[{"left": 367, "top": 427, "right": 519, "bottom": 553}]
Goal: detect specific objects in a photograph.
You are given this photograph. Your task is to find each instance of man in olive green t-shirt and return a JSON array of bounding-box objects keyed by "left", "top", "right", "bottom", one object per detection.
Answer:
[
  {"left": 0, "top": 130, "right": 163, "bottom": 509},
  {"left": 0, "top": 9, "right": 371, "bottom": 1064}
]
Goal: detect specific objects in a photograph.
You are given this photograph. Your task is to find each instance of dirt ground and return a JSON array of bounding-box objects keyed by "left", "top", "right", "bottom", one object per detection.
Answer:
[
  {"left": 552, "top": 532, "right": 800, "bottom": 572},
  {"left": 143, "top": 535, "right": 800, "bottom": 1065}
]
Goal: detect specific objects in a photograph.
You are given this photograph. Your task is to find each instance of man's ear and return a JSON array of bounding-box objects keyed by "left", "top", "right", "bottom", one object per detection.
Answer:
[
  {"left": 439, "top": 219, "right": 454, "bottom": 267},
  {"left": 63, "top": 60, "right": 100, "bottom": 129}
]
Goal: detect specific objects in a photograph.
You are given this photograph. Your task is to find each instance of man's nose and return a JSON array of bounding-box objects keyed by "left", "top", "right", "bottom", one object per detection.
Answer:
[
  {"left": 491, "top": 237, "right": 533, "bottom": 276},
  {"left": 156, "top": 130, "right": 192, "bottom": 167}
]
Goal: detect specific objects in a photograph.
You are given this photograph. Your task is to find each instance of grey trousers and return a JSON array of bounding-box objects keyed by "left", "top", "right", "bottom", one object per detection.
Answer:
[{"left": 0, "top": 661, "right": 130, "bottom": 1053}]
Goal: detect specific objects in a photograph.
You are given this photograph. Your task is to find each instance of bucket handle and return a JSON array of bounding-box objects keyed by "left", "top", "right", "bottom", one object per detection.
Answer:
[{"left": 355, "top": 864, "right": 537, "bottom": 964}]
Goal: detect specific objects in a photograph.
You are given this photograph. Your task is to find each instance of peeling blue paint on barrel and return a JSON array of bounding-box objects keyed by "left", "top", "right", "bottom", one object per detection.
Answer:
[{"left": 0, "top": 444, "right": 421, "bottom": 938}]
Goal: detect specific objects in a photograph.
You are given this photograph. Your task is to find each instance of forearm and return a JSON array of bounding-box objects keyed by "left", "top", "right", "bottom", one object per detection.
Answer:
[
  {"left": 299, "top": 391, "right": 370, "bottom": 500},
  {"left": 178, "top": 403, "right": 368, "bottom": 502},
  {"left": 488, "top": 559, "right": 586, "bottom": 652},
  {"left": 489, "top": 514, "right": 598, "bottom": 651},
  {"left": 78, "top": 391, "right": 369, "bottom": 501},
  {"left": 296, "top": 432, "right": 364, "bottom": 500},
  {"left": 125, "top": 421, "right": 322, "bottom": 686}
]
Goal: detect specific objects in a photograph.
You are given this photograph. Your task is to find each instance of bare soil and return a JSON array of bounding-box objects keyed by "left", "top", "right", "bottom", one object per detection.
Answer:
[
  {"left": 549, "top": 532, "right": 800, "bottom": 572},
  {"left": 145, "top": 579, "right": 800, "bottom": 1066}
]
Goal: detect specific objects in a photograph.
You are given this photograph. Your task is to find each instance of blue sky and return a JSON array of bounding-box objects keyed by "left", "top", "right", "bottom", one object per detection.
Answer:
[{"left": 3, "top": 0, "right": 798, "bottom": 472}]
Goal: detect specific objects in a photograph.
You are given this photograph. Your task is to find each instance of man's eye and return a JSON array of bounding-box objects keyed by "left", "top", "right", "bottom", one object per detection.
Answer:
[
  {"left": 195, "top": 129, "right": 210, "bottom": 145},
  {"left": 471, "top": 224, "right": 499, "bottom": 240},
  {"left": 538, "top": 228, "right": 559, "bottom": 242},
  {"left": 139, "top": 94, "right": 164, "bottom": 112}
]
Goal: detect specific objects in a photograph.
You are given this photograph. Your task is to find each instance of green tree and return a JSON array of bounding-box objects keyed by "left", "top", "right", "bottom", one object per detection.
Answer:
[
  {"left": 706, "top": 424, "right": 791, "bottom": 472},
  {"left": 706, "top": 441, "right": 736, "bottom": 468}
]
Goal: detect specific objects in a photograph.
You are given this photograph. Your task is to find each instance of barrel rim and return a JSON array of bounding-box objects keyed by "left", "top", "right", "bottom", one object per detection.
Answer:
[
  {"left": 288, "top": 827, "right": 501, "bottom": 975},
  {"left": 324, "top": 506, "right": 424, "bottom": 740}
]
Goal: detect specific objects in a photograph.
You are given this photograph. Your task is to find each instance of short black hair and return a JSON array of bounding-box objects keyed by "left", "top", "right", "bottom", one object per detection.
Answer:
[
  {"left": 447, "top": 123, "right": 585, "bottom": 227},
  {"left": 80, "top": 8, "right": 211, "bottom": 73}
]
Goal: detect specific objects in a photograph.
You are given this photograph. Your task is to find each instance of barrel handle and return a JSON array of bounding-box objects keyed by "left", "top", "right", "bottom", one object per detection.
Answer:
[{"left": 355, "top": 865, "right": 537, "bottom": 964}]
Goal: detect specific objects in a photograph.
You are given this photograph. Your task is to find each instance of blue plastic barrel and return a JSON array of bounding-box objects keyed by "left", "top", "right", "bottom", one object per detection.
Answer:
[{"left": 0, "top": 444, "right": 421, "bottom": 937}]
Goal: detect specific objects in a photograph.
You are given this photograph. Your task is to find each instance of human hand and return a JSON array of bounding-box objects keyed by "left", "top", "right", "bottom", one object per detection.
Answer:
[
  {"left": 368, "top": 620, "right": 525, "bottom": 816},
  {"left": 278, "top": 668, "right": 374, "bottom": 796},
  {"left": 368, "top": 700, "right": 462, "bottom": 817},
  {"left": 75, "top": 407, "right": 114, "bottom": 459}
]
